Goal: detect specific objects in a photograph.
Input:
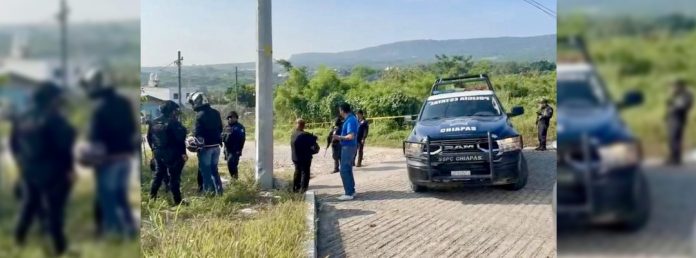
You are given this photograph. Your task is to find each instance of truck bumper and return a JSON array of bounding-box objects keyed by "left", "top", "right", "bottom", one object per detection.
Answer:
[
  {"left": 556, "top": 166, "right": 643, "bottom": 224},
  {"left": 406, "top": 150, "right": 523, "bottom": 187}
]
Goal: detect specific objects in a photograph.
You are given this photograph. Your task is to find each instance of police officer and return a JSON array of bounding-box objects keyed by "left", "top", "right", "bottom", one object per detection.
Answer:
[
  {"left": 11, "top": 82, "right": 76, "bottom": 255},
  {"left": 535, "top": 99, "right": 553, "bottom": 151},
  {"left": 291, "top": 119, "right": 319, "bottom": 193},
  {"left": 354, "top": 110, "right": 369, "bottom": 167},
  {"left": 148, "top": 100, "right": 188, "bottom": 205},
  {"left": 187, "top": 91, "right": 224, "bottom": 194},
  {"left": 666, "top": 79, "right": 693, "bottom": 165},
  {"left": 222, "top": 111, "right": 246, "bottom": 180},
  {"left": 79, "top": 68, "right": 138, "bottom": 237},
  {"left": 326, "top": 116, "right": 343, "bottom": 173}
]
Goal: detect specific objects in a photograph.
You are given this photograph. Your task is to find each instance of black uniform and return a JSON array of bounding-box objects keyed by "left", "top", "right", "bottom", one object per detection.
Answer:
[
  {"left": 89, "top": 87, "right": 139, "bottom": 156},
  {"left": 354, "top": 119, "right": 369, "bottom": 167},
  {"left": 666, "top": 89, "right": 693, "bottom": 164},
  {"left": 536, "top": 104, "right": 554, "bottom": 150},
  {"left": 292, "top": 130, "right": 318, "bottom": 193},
  {"left": 10, "top": 85, "right": 76, "bottom": 255},
  {"left": 222, "top": 121, "right": 246, "bottom": 179},
  {"left": 193, "top": 104, "right": 223, "bottom": 192},
  {"left": 147, "top": 113, "right": 188, "bottom": 205},
  {"left": 327, "top": 127, "right": 342, "bottom": 172}
]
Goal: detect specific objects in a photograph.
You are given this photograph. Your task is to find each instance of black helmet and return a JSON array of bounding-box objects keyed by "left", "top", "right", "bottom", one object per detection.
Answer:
[
  {"left": 33, "top": 82, "right": 63, "bottom": 107},
  {"left": 159, "top": 100, "right": 180, "bottom": 115},
  {"left": 226, "top": 111, "right": 239, "bottom": 119}
]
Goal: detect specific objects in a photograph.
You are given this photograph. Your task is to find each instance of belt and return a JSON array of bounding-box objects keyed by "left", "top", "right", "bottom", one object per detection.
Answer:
[{"left": 202, "top": 144, "right": 220, "bottom": 148}]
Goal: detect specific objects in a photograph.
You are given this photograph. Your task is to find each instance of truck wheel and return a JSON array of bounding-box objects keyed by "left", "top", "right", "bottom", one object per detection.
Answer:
[
  {"left": 503, "top": 155, "right": 528, "bottom": 191},
  {"left": 411, "top": 182, "right": 427, "bottom": 193},
  {"left": 611, "top": 172, "right": 650, "bottom": 232}
]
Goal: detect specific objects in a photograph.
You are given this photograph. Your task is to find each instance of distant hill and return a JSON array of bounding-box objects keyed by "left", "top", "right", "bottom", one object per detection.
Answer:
[
  {"left": 0, "top": 21, "right": 139, "bottom": 66},
  {"left": 288, "top": 35, "right": 556, "bottom": 68}
]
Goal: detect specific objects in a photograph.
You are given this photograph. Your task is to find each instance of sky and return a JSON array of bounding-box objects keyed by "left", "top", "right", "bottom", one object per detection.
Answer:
[
  {"left": 0, "top": 0, "right": 140, "bottom": 25},
  {"left": 141, "top": 0, "right": 557, "bottom": 67}
]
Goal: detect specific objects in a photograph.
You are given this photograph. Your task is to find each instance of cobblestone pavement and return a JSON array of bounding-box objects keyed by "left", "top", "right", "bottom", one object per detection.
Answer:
[
  {"left": 310, "top": 150, "right": 556, "bottom": 258},
  {"left": 558, "top": 164, "right": 696, "bottom": 258}
]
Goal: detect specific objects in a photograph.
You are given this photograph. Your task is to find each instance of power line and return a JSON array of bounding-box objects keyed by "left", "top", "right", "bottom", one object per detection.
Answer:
[
  {"left": 529, "top": 0, "right": 556, "bottom": 15},
  {"left": 155, "top": 60, "right": 177, "bottom": 73},
  {"left": 522, "top": 0, "right": 556, "bottom": 18},
  {"left": 525, "top": 0, "right": 556, "bottom": 17}
]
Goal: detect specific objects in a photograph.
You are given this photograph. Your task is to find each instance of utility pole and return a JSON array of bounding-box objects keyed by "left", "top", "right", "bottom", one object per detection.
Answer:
[
  {"left": 256, "top": 0, "right": 273, "bottom": 189},
  {"left": 57, "top": 0, "right": 68, "bottom": 87},
  {"left": 235, "top": 66, "right": 239, "bottom": 110},
  {"left": 176, "top": 51, "right": 184, "bottom": 105}
]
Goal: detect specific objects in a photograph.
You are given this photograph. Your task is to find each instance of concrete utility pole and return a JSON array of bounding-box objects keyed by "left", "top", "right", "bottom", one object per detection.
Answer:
[
  {"left": 255, "top": 0, "right": 273, "bottom": 189},
  {"left": 57, "top": 0, "right": 68, "bottom": 87},
  {"left": 176, "top": 51, "right": 184, "bottom": 105}
]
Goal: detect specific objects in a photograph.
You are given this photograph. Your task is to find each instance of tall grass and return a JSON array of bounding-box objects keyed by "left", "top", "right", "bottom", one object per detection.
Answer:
[
  {"left": 140, "top": 154, "right": 307, "bottom": 258},
  {"left": 0, "top": 158, "right": 140, "bottom": 258}
]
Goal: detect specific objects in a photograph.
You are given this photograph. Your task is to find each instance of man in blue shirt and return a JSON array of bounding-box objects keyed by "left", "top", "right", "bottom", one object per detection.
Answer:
[{"left": 332, "top": 103, "right": 358, "bottom": 200}]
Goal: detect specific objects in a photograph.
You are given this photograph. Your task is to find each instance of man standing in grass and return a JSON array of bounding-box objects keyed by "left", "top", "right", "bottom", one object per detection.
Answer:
[
  {"left": 188, "top": 92, "right": 224, "bottom": 194},
  {"left": 333, "top": 103, "right": 359, "bottom": 200},
  {"left": 222, "top": 111, "right": 246, "bottom": 180},
  {"left": 291, "top": 119, "right": 319, "bottom": 193},
  {"left": 80, "top": 68, "right": 138, "bottom": 238},
  {"left": 148, "top": 100, "right": 188, "bottom": 205},
  {"left": 666, "top": 79, "right": 693, "bottom": 165},
  {"left": 11, "top": 83, "right": 75, "bottom": 255}
]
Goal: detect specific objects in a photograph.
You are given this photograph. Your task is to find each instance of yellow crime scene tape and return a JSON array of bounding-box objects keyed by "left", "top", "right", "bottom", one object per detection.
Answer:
[{"left": 304, "top": 114, "right": 419, "bottom": 128}]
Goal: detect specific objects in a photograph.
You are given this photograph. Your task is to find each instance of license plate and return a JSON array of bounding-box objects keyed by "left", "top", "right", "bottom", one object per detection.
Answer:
[
  {"left": 451, "top": 170, "right": 471, "bottom": 176},
  {"left": 557, "top": 168, "right": 575, "bottom": 184},
  {"left": 437, "top": 154, "right": 486, "bottom": 162}
]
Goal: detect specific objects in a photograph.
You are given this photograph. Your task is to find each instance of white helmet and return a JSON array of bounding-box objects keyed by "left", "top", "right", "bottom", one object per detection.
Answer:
[
  {"left": 186, "top": 136, "right": 204, "bottom": 152},
  {"left": 79, "top": 68, "right": 112, "bottom": 97},
  {"left": 76, "top": 142, "right": 107, "bottom": 167},
  {"left": 187, "top": 91, "right": 209, "bottom": 109}
]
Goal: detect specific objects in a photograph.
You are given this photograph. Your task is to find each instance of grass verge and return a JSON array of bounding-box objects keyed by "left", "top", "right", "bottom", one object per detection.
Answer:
[
  {"left": 140, "top": 153, "right": 307, "bottom": 258},
  {"left": 0, "top": 158, "right": 140, "bottom": 258}
]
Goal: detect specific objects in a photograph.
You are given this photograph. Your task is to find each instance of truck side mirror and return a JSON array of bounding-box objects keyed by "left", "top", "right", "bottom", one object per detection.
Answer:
[
  {"left": 619, "top": 90, "right": 643, "bottom": 109},
  {"left": 507, "top": 106, "right": 524, "bottom": 117}
]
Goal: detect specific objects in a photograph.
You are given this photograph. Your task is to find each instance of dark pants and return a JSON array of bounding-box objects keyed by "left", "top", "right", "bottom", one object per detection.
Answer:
[
  {"left": 15, "top": 180, "right": 71, "bottom": 255},
  {"left": 226, "top": 153, "right": 241, "bottom": 180},
  {"left": 293, "top": 160, "right": 312, "bottom": 193},
  {"left": 537, "top": 121, "right": 549, "bottom": 149},
  {"left": 667, "top": 118, "right": 686, "bottom": 164},
  {"left": 332, "top": 145, "right": 341, "bottom": 172},
  {"left": 150, "top": 158, "right": 184, "bottom": 204},
  {"left": 354, "top": 142, "right": 365, "bottom": 166},
  {"left": 197, "top": 168, "right": 202, "bottom": 192}
]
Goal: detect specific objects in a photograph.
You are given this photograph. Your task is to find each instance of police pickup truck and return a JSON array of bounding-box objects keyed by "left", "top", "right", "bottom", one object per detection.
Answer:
[
  {"left": 556, "top": 37, "right": 649, "bottom": 231},
  {"left": 403, "top": 74, "right": 528, "bottom": 192}
]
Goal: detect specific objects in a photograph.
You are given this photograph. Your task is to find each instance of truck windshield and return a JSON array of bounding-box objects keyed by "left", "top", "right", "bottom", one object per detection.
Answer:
[
  {"left": 557, "top": 76, "right": 608, "bottom": 108},
  {"left": 420, "top": 95, "right": 501, "bottom": 120}
]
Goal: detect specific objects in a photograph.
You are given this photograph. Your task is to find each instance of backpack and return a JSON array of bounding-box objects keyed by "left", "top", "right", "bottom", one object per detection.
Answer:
[
  {"left": 13, "top": 115, "right": 46, "bottom": 163},
  {"left": 150, "top": 119, "right": 169, "bottom": 150},
  {"left": 310, "top": 135, "right": 320, "bottom": 155}
]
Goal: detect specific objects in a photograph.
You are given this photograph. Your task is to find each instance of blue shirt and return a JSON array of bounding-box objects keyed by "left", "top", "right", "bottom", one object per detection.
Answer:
[{"left": 340, "top": 113, "right": 359, "bottom": 146}]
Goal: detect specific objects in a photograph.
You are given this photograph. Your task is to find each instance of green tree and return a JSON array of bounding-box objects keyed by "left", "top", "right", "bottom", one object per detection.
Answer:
[{"left": 276, "top": 59, "right": 293, "bottom": 72}]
